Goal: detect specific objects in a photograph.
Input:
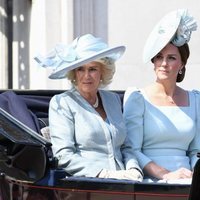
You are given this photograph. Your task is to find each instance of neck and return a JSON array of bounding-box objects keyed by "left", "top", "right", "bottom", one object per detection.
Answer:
[
  {"left": 154, "top": 81, "right": 178, "bottom": 97},
  {"left": 144, "top": 82, "right": 186, "bottom": 106},
  {"left": 76, "top": 88, "right": 98, "bottom": 107}
]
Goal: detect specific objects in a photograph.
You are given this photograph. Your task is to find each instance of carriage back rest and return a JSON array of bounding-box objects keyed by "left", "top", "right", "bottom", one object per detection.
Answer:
[{"left": 20, "top": 90, "right": 125, "bottom": 128}]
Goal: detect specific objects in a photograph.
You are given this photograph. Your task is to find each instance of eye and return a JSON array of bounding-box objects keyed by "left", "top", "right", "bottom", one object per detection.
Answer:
[
  {"left": 154, "top": 54, "right": 163, "bottom": 60},
  {"left": 89, "top": 67, "right": 98, "bottom": 72},
  {"left": 76, "top": 67, "right": 84, "bottom": 71},
  {"left": 168, "top": 56, "right": 176, "bottom": 60}
]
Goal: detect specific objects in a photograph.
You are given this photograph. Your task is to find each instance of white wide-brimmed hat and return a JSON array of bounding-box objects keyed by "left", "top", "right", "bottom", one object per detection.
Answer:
[
  {"left": 143, "top": 9, "right": 197, "bottom": 63},
  {"left": 34, "top": 34, "right": 125, "bottom": 79}
]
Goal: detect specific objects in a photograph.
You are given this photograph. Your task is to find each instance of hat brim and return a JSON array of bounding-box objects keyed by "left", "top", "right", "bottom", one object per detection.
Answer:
[
  {"left": 49, "top": 46, "right": 125, "bottom": 79},
  {"left": 143, "top": 10, "right": 182, "bottom": 63}
]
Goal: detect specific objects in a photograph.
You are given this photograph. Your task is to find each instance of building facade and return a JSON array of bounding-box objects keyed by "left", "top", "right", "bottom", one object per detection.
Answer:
[{"left": 1, "top": 0, "right": 200, "bottom": 90}]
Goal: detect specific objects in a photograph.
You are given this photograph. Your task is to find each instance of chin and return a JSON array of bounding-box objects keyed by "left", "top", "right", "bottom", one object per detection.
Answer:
[
  {"left": 158, "top": 75, "right": 169, "bottom": 79},
  {"left": 82, "top": 87, "right": 95, "bottom": 93}
]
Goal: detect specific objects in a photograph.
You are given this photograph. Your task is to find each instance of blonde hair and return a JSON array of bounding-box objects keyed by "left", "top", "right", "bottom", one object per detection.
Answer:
[{"left": 66, "top": 58, "right": 115, "bottom": 88}]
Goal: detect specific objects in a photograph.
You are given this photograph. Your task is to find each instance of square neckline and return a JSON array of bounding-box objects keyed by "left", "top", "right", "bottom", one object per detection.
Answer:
[{"left": 140, "top": 89, "right": 191, "bottom": 108}]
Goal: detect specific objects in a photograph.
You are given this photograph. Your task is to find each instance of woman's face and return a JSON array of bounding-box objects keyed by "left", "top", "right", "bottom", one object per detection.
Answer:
[
  {"left": 153, "top": 43, "right": 183, "bottom": 82},
  {"left": 75, "top": 61, "right": 102, "bottom": 94}
]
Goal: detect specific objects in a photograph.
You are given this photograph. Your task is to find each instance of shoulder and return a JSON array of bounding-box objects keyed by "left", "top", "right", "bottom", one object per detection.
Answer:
[
  {"left": 189, "top": 89, "right": 200, "bottom": 101},
  {"left": 50, "top": 88, "right": 76, "bottom": 107},
  {"left": 52, "top": 88, "right": 77, "bottom": 99},
  {"left": 123, "top": 87, "right": 145, "bottom": 115},
  {"left": 99, "top": 89, "right": 117, "bottom": 95},
  {"left": 50, "top": 91, "right": 68, "bottom": 102},
  {"left": 99, "top": 90, "right": 122, "bottom": 106},
  {"left": 123, "top": 87, "right": 143, "bottom": 105},
  {"left": 191, "top": 89, "right": 200, "bottom": 104},
  {"left": 191, "top": 89, "right": 200, "bottom": 96},
  {"left": 99, "top": 89, "right": 120, "bottom": 99}
]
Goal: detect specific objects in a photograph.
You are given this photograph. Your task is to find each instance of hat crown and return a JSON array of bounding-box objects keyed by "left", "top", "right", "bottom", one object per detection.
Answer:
[
  {"left": 34, "top": 34, "right": 113, "bottom": 69},
  {"left": 72, "top": 34, "right": 109, "bottom": 59},
  {"left": 143, "top": 9, "right": 197, "bottom": 63}
]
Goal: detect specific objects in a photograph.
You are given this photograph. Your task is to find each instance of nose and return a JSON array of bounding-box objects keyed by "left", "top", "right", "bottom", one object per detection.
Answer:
[
  {"left": 161, "top": 58, "right": 167, "bottom": 67},
  {"left": 84, "top": 69, "right": 91, "bottom": 78}
]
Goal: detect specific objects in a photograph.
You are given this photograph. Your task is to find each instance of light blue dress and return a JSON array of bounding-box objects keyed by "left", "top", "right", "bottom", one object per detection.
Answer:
[
  {"left": 49, "top": 87, "right": 140, "bottom": 177},
  {"left": 123, "top": 87, "right": 200, "bottom": 177}
]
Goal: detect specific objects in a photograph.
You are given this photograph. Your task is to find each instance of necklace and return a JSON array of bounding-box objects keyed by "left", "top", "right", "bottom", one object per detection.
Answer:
[{"left": 93, "top": 96, "right": 99, "bottom": 108}]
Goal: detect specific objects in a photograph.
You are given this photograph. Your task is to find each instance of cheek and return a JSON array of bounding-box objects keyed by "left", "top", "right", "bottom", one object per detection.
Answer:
[
  {"left": 74, "top": 73, "right": 82, "bottom": 85},
  {"left": 75, "top": 71, "right": 84, "bottom": 78},
  {"left": 171, "top": 63, "right": 181, "bottom": 72},
  {"left": 153, "top": 64, "right": 158, "bottom": 72},
  {"left": 93, "top": 71, "right": 101, "bottom": 80}
]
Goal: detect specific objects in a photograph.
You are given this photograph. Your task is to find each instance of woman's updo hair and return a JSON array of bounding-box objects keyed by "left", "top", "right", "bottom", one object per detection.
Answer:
[
  {"left": 151, "top": 43, "right": 190, "bottom": 82},
  {"left": 66, "top": 58, "right": 116, "bottom": 87},
  {"left": 176, "top": 43, "right": 190, "bottom": 82}
]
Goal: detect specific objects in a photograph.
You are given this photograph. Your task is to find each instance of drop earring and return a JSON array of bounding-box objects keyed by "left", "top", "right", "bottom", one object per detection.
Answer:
[{"left": 179, "top": 69, "right": 182, "bottom": 74}]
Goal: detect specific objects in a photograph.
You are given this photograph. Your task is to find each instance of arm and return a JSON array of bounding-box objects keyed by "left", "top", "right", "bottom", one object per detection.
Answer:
[
  {"left": 97, "top": 91, "right": 143, "bottom": 181},
  {"left": 144, "top": 162, "right": 192, "bottom": 180},
  {"left": 188, "top": 90, "right": 200, "bottom": 169},
  {"left": 108, "top": 91, "right": 142, "bottom": 173},
  {"left": 49, "top": 94, "right": 103, "bottom": 177},
  {"left": 144, "top": 162, "right": 169, "bottom": 179},
  {"left": 123, "top": 89, "right": 152, "bottom": 169}
]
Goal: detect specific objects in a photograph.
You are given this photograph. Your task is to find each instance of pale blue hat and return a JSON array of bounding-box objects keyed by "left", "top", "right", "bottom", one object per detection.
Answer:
[
  {"left": 143, "top": 9, "right": 197, "bottom": 63},
  {"left": 34, "top": 34, "right": 125, "bottom": 79}
]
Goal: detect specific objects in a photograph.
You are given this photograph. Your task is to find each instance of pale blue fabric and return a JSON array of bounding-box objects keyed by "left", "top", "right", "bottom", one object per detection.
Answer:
[
  {"left": 49, "top": 87, "right": 140, "bottom": 177},
  {"left": 34, "top": 35, "right": 110, "bottom": 69},
  {"left": 123, "top": 88, "right": 200, "bottom": 176},
  {"left": 34, "top": 34, "right": 125, "bottom": 79},
  {"left": 171, "top": 9, "right": 197, "bottom": 46},
  {"left": 143, "top": 9, "right": 197, "bottom": 63}
]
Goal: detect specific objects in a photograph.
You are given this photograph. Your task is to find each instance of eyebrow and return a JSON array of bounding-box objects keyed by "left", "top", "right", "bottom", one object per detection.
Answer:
[
  {"left": 157, "top": 53, "right": 178, "bottom": 57},
  {"left": 168, "top": 54, "right": 177, "bottom": 56},
  {"left": 76, "top": 65, "right": 99, "bottom": 69}
]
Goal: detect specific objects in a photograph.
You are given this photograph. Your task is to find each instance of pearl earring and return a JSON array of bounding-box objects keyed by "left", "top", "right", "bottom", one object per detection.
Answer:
[{"left": 179, "top": 69, "right": 182, "bottom": 74}]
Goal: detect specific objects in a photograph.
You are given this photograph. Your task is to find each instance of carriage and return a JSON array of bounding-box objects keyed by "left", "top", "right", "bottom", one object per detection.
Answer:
[{"left": 0, "top": 89, "right": 198, "bottom": 200}]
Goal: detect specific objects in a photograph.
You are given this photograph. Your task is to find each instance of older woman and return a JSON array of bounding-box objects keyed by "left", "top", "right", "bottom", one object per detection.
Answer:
[
  {"left": 35, "top": 34, "right": 142, "bottom": 181},
  {"left": 123, "top": 9, "right": 200, "bottom": 182}
]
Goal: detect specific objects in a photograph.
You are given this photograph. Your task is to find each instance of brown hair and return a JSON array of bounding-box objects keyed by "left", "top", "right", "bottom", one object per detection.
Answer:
[
  {"left": 151, "top": 43, "right": 190, "bottom": 82},
  {"left": 176, "top": 43, "right": 190, "bottom": 82}
]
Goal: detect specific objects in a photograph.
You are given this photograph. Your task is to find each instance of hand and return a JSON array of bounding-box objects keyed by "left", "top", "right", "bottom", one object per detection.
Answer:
[
  {"left": 162, "top": 168, "right": 193, "bottom": 180},
  {"left": 98, "top": 168, "right": 143, "bottom": 182}
]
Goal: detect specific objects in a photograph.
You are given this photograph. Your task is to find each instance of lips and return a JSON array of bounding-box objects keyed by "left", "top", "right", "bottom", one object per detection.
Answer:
[
  {"left": 83, "top": 82, "right": 92, "bottom": 84},
  {"left": 159, "top": 70, "right": 168, "bottom": 73}
]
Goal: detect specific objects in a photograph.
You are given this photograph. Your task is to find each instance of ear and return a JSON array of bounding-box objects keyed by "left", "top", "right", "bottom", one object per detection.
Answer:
[
  {"left": 180, "top": 64, "right": 184, "bottom": 70},
  {"left": 181, "top": 60, "right": 185, "bottom": 68}
]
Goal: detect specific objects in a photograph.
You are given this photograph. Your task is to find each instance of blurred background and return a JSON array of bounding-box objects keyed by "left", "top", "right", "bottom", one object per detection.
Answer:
[{"left": 0, "top": 0, "right": 200, "bottom": 90}]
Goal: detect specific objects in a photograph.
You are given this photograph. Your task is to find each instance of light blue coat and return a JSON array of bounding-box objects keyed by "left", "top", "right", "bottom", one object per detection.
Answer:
[{"left": 49, "top": 87, "right": 140, "bottom": 177}]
